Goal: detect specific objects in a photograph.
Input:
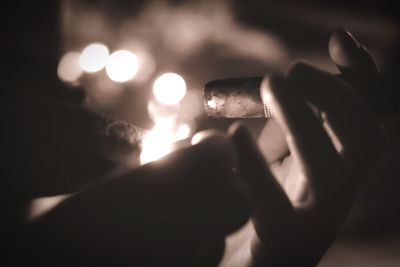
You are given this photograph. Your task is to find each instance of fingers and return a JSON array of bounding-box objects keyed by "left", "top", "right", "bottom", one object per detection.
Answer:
[
  {"left": 25, "top": 134, "right": 252, "bottom": 264},
  {"left": 257, "top": 118, "right": 289, "bottom": 164},
  {"left": 260, "top": 75, "right": 342, "bottom": 199},
  {"left": 329, "top": 29, "right": 378, "bottom": 100},
  {"left": 287, "top": 62, "right": 384, "bottom": 170},
  {"left": 230, "top": 120, "right": 336, "bottom": 265},
  {"left": 228, "top": 122, "right": 295, "bottom": 238},
  {"left": 139, "top": 132, "right": 252, "bottom": 235},
  {"left": 329, "top": 29, "right": 378, "bottom": 81}
]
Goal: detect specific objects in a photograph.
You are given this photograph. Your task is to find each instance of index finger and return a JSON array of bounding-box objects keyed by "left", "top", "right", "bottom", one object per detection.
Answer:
[
  {"left": 260, "top": 75, "right": 342, "bottom": 203},
  {"left": 287, "top": 62, "right": 384, "bottom": 170}
]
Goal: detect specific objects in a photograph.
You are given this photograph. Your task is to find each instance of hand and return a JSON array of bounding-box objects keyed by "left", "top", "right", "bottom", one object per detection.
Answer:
[
  {"left": 228, "top": 29, "right": 385, "bottom": 266},
  {"left": 22, "top": 131, "right": 251, "bottom": 266}
]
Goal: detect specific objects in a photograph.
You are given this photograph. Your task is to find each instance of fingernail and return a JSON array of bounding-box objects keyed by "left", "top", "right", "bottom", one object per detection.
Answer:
[
  {"left": 333, "top": 29, "right": 361, "bottom": 49},
  {"left": 329, "top": 29, "right": 362, "bottom": 67}
]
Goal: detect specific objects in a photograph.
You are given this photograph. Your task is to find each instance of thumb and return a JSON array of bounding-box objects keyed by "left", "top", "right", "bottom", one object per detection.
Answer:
[{"left": 329, "top": 29, "right": 378, "bottom": 103}]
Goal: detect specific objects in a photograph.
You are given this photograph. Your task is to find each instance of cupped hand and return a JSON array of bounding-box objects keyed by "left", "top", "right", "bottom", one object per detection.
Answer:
[{"left": 228, "top": 29, "right": 385, "bottom": 266}]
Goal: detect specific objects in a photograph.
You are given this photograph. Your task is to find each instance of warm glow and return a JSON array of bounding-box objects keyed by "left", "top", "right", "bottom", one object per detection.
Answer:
[
  {"left": 106, "top": 50, "right": 139, "bottom": 83},
  {"left": 140, "top": 120, "right": 193, "bottom": 165},
  {"left": 153, "top": 73, "right": 186, "bottom": 105},
  {"left": 147, "top": 100, "right": 179, "bottom": 123},
  {"left": 79, "top": 43, "right": 109, "bottom": 73},
  {"left": 191, "top": 132, "right": 204, "bottom": 146},
  {"left": 140, "top": 120, "right": 175, "bottom": 164},
  {"left": 57, "top": 51, "right": 82, "bottom": 83},
  {"left": 180, "top": 90, "right": 203, "bottom": 119},
  {"left": 135, "top": 50, "right": 156, "bottom": 83},
  {"left": 175, "top": 123, "right": 191, "bottom": 141}
]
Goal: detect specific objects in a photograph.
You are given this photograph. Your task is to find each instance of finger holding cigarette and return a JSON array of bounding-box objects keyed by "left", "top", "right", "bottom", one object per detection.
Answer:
[{"left": 204, "top": 30, "right": 383, "bottom": 119}]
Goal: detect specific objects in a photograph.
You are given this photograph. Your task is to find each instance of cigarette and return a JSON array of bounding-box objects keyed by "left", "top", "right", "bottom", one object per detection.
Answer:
[{"left": 204, "top": 77, "right": 273, "bottom": 118}]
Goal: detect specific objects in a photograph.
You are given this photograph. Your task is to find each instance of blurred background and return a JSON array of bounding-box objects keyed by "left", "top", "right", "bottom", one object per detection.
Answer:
[
  {"left": 3, "top": 0, "right": 398, "bottom": 164},
  {"left": 2, "top": 0, "right": 399, "bottom": 231}
]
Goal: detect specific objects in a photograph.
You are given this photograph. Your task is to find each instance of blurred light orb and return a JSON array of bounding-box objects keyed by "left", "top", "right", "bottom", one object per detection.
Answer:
[
  {"left": 106, "top": 50, "right": 139, "bottom": 83},
  {"left": 79, "top": 43, "right": 109, "bottom": 73},
  {"left": 153, "top": 73, "right": 186, "bottom": 105},
  {"left": 57, "top": 51, "right": 82, "bottom": 83}
]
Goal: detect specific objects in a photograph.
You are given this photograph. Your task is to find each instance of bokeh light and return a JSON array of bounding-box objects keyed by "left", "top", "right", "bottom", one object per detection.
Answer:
[
  {"left": 57, "top": 51, "right": 82, "bottom": 83},
  {"left": 153, "top": 73, "right": 187, "bottom": 105},
  {"left": 79, "top": 43, "right": 109, "bottom": 73},
  {"left": 140, "top": 120, "right": 175, "bottom": 164},
  {"left": 28, "top": 194, "right": 70, "bottom": 220},
  {"left": 106, "top": 50, "right": 139, "bottom": 83},
  {"left": 180, "top": 90, "right": 203, "bottom": 119},
  {"left": 175, "top": 123, "right": 192, "bottom": 141},
  {"left": 147, "top": 99, "right": 179, "bottom": 123},
  {"left": 140, "top": 119, "right": 194, "bottom": 165}
]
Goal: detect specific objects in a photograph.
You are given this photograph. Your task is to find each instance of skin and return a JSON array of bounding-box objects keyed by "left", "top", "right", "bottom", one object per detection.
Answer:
[
  {"left": 20, "top": 133, "right": 251, "bottom": 266},
  {"left": 221, "top": 29, "right": 386, "bottom": 266},
  {"left": 11, "top": 29, "right": 387, "bottom": 266}
]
